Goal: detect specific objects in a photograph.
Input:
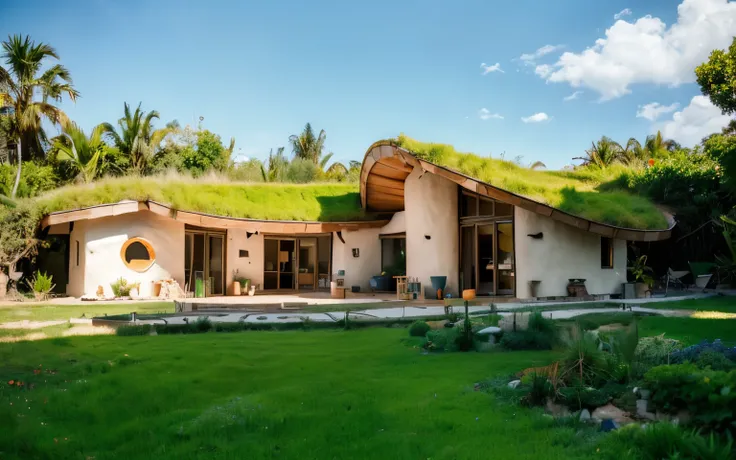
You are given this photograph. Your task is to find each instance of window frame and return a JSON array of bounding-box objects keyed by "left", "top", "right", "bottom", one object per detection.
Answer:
[
  {"left": 600, "top": 237, "right": 614, "bottom": 269},
  {"left": 120, "top": 237, "right": 156, "bottom": 272}
]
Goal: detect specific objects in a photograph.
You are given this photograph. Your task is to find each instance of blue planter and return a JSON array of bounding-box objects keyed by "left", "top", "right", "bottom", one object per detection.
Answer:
[
  {"left": 370, "top": 275, "right": 391, "bottom": 292},
  {"left": 430, "top": 276, "right": 447, "bottom": 298}
]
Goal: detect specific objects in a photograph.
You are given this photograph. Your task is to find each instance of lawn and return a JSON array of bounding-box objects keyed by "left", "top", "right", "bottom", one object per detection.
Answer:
[
  {"left": 1, "top": 299, "right": 736, "bottom": 459},
  {"left": 0, "top": 301, "right": 174, "bottom": 324},
  {"left": 644, "top": 294, "right": 736, "bottom": 313}
]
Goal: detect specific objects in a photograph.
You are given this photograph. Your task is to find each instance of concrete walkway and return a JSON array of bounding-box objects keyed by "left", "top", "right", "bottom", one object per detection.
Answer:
[{"left": 138, "top": 304, "right": 691, "bottom": 326}]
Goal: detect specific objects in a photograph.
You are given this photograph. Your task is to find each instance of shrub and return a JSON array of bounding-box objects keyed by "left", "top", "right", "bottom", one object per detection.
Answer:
[
  {"left": 194, "top": 316, "right": 212, "bottom": 332},
  {"left": 116, "top": 325, "right": 152, "bottom": 336},
  {"left": 633, "top": 335, "right": 681, "bottom": 377},
  {"left": 697, "top": 349, "right": 736, "bottom": 371},
  {"left": 671, "top": 339, "right": 736, "bottom": 365},
  {"left": 559, "top": 386, "right": 609, "bottom": 410},
  {"left": 522, "top": 373, "right": 554, "bottom": 407},
  {"left": 286, "top": 158, "right": 319, "bottom": 183},
  {"left": 110, "top": 278, "right": 132, "bottom": 297},
  {"left": 601, "top": 423, "right": 734, "bottom": 460},
  {"left": 425, "top": 327, "right": 460, "bottom": 352},
  {"left": 645, "top": 363, "right": 736, "bottom": 431},
  {"left": 213, "top": 322, "right": 246, "bottom": 333},
  {"left": 560, "top": 331, "right": 609, "bottom": 387},
  {"left": 500, "top": 330, "right": 553, "bottom": 350},
  {"left": 408, "top": 320, "right": 430, "bottom": 337},
  {"left": 454, "top": 333, "right": 474, "bottom": 352},
  {"left": 24, "top": 271, "right": 55, "bottom": 300}
]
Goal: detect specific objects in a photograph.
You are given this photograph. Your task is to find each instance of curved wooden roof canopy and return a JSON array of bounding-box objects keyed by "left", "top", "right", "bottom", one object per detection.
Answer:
[{"left": 360, "top": 141, "right": 674, "bottom": 242}]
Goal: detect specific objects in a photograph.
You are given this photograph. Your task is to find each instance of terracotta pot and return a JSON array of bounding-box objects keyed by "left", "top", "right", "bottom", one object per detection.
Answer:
[
  {"left": 462, "top": 289, "right": 476, "bottom": 301},
  {"left": 231, "top": 281, "right": 241, "bottom": 296}
]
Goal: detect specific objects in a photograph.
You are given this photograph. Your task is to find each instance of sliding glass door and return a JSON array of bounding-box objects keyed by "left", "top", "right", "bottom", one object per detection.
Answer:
[
  {"left": 185, "top": 230, "right": 225, "bottom": 296},
  {"left": 459, "top": 221, "right": 515, "bottom": 296},
  {"left": 264, "top": 235, "right": 331, "bottom": 291}
]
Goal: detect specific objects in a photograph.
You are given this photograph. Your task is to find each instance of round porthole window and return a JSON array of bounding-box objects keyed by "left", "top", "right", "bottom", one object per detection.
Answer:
[{"left": 120, "top": 237, "right": 156, "bottom": 272}]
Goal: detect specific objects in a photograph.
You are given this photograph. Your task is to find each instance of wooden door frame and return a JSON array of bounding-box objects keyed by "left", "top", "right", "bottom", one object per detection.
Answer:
[{"left": 264, "top": 234, "right": 332, "bottom": 292}]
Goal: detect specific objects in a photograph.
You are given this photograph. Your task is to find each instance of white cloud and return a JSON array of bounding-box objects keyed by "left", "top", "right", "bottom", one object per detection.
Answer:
[
  {"left": 535, "top": 64, "right": 552, "bottom": 78},
  {"left": 521, "top": 112, "right": 550, "bottom": 123},
  {"left": 614, "top": 8, "right": 632, "bottom": 20},
  {"left": 480, "top": 62, "right": 504, "bottom": 74},
  {"left": 636, "top": 102, "right": 680, "bottom": 121},
  {"left": 656, "top": 95, "right": 733, "bottom": 146},
  {"left": 538, "top": 0, "right": 736, "bottom": 100},
  {"left": 478, "top": 108, "right": 504, "bottom": 120},
  {"left": 519, "top": 44, "right": 564, "bottom": 65},
  {"left": 563, "top": 91, "right": 583, "bottom": 101}
]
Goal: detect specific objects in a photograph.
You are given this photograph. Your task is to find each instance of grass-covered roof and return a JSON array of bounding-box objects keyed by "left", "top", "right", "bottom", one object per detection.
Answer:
[
  {"left": 34, "top": 176, "right": 377, "bottom": 222},
  {"left": 394, "top": 135, "right": 669, "bottom": 230}
]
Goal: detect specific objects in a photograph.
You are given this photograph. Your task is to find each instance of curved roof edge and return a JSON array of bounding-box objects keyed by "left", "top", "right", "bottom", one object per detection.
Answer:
[
  {"left": 40, "top": 200, "right": 389, "bottom": 233},
  {"left": 360, "top": 140, "right": 675, "bottom": 242}
]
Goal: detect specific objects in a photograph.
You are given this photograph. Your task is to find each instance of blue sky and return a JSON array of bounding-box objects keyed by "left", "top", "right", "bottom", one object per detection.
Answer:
[{"left": 2, "top": 0, "right": 733, "bottom": 168}]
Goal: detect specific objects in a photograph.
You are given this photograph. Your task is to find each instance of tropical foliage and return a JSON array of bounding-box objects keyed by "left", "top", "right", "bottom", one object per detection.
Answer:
[
  {"left": 696, "top": 36, "right": 736, "bottom": 116},
  {"left": 0, "top": 34, "right": 78, "bottom": 197},
  {"left": 50, "top": 122, "right": 113, "bottom": 183}
]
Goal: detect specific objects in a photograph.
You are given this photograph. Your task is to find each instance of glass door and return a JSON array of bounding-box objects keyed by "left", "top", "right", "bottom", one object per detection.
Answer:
[
  {"left": 264, "top": 239, "right": 279, "bottom": 290},
  {"left": 477, "top": 224, "right": 495, "bottom": 296},
  {"left": 278, "top": 239, "right": 296, "bottom": 290},
  {"left": 297, "top": 238, "right": 316, "bottom": 290},
  {"left": 208, "top": 234, "right": 225, "bottom": 295},
  {"left": 460, "top": 226, "right": 475, "bottom": 292},
  {"left": 317, "top": 236, "right": 331, "bottom": 290},
  {"left": 496, "top": 222, "right": 515, "bottom": 295}
]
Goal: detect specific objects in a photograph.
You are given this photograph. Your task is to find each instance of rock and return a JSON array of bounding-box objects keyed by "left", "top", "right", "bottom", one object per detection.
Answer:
[
  {"left": 545, "top": 398, "right": 570, "bottom": 418},
  {"left": 477, "top": 326, "right": 502, "bottom": 335},
  {"left": 592, "top": 403, "right": 636, "bottom": 425},
  {"left": 507, "top": 380, "right": 521, "bottom": 389},
  {"left": 600, "top": 419, "right": 618, "bottom": 432},
  {"left": 636, "top": 399, "right": 656, "bottom": 421},
  {"left": 579, "top": 409, "right": 591, "bottom": 422}
]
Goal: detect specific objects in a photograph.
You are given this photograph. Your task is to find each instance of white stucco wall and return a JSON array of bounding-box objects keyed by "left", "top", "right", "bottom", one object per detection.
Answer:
[
  {"left": 514, "top": 207, "right": 627, "bottom": 298},
  {"left": 225, "top": 230, "right": 264, "bottom": 290},
  {"left": 379, "top": 211, "right": 406, "bottom": 235},
  {"left": 67, "top": 211, "right": 185, "bottom": 297},
  {"left": 404, "top": 168, "right": 459, "bottom": 297},
  {"left": 331, "top": 228, "right": 382, "bottom": 291}
]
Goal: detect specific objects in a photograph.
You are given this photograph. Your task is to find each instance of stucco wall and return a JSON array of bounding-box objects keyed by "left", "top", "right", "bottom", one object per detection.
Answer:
[
  {"left": 331, "top": 228, "right": 382, "bottom": 291},
  {"left": 404, "top": 168, "right": 459, "bottom": 297},
  {"left": 225, "top": 230, "right": 264, "bottom": 290},
  {"left": 514, "top": 207, "right": 627, "bottom": 298},
  {"left": 379, "top": 211, "right": 406, "bottom": 235},
  {"left": 67, "top": 211, "right": 185, "bottom": 297}
]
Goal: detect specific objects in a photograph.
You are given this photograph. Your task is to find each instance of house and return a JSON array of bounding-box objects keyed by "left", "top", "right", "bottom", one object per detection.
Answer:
[{"left": 38, "top": 139, "right": 674, "bottom": 300}]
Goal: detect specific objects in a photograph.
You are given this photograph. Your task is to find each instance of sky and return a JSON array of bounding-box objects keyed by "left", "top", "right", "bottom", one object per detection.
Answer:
[{"left": 1, "top": 0, "right": 734, "bottom": 169}]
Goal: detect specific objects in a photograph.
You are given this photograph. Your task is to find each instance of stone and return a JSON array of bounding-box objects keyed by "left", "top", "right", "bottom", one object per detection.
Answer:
[
  {"left": 638, "top": 389, "right": 651, "bottom": 401},
  {"left": 592, "top": 403, "right": 636, "bottom": 425},
  {"left": 507, "top": 380, "right": 521, "bottom": 389},
  {"left": 477, "top": 326, "right": 502, "bottom": 335},
  {"left": 636, "top": 399, "right": 656, "bottom": 421},
  {"left": 600, "top": 419, "right": 618, "bottom": 432},
  {"left": 579, "top": 409, "right": 591, "bottom": 422}
]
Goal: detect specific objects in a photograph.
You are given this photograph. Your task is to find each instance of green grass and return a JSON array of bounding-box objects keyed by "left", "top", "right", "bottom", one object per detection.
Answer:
[
  {"left": 31, "top": 175, "right": 379, "bottom": 222},
  {"left": 393, "top": 135, "right": 669, "bottom": 229},
  {"left": 0, "top": 328, "right": 593, "bottom": 460},
  {"left": 0, "top": 301, "right": 173, "bottom": 324},
  {"left": 643, "top": 295, "right": 736, "bottom": 313},
  {"left": 639, "top": 316, "right": 736, "bottom": 345}
]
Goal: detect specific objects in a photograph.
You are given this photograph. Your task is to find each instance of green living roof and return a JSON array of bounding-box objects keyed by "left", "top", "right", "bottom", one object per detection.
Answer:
[
  {"left": 394, "top": 135, "right": 670, "bottom": 230},
  {"left": 34, "top": 176, "right": 377, "bottom": 222}
]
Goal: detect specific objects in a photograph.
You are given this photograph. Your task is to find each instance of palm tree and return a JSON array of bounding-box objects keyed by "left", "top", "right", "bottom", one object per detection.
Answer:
[
  {"left": 260, "top": 147, "right": 288, "bottom": 182},
  {"left": 102, "top": 102, "right": 171, "bottom": 173},
  {"left": 50, "top": 121, "right": 113, "bottom": 183},
  {"left": 0, "top": 34, "right": 79, "bottom": 197},
  {"left": 620, "top": 137, "right": 647, "bottom": 165},
  {"left": 289, "top": 123, "right": 326, "bottom": 164},
  {"left": 644, "top": 131, "right": 679, "bottom": 158},
  {"left": 573, "top": 136, "right": 623, "bottom": 168}
]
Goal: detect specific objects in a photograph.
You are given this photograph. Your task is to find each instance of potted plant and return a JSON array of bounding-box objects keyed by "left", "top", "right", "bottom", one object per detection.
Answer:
[
  {"left": 25, "top": 271, "right": 55, "bottom": 301},
  {"left": 628, "top": 255, "right": 654, "bottom": 298}
]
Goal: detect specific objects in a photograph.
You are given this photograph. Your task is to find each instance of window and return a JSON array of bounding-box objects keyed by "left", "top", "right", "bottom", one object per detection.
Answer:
[
  {"left": 601, "top": 237, "right": 613, "bottom": 269},
  {"left": 75, "top": 240, "right": 80, "bottom": 266},
  {"left": 380, "top": 235, "right": 406, "bottom": 275},
  {"left": 121, "top": 237, "right": 156, "bottom": 272}
]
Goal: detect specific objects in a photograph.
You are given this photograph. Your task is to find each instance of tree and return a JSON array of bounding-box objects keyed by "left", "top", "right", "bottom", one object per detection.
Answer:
[
  {"left": 573, "top": 136, "right": 623, "bottom": 168},
  {"left": 260, "top": 147, "right": 288, "bottom": 182},
  {"left": 644, "top": 131, "right": 679, "bottom": 158},
  {"left": 102, "top": 102, "right": 171, "bottom": 173},
  {"left": 0, "top": 34, "right": 78, "bottom": 197},
  {"left": 621, "top": 138, "right": 647, "bottom": 165},
  {"left": 696, "top": 37, "right": 736, "bottom": 115},
  {"left": 50, "top": 122, "right": 113, "bottom": 183},
  {"left": 181, "top": 130, "right": 234, "bottom": 175},
  {"left": 0, "top": 202, "right": 41, "bottom": 298},
  {"left": 289, "top": 123, "right": 326, "bottom": 164}
]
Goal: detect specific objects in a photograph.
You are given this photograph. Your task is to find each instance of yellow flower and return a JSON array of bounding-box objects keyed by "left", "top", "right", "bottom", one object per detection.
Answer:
[{"left": 704, "top": 376, "right": 711, "bottom": 383}]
